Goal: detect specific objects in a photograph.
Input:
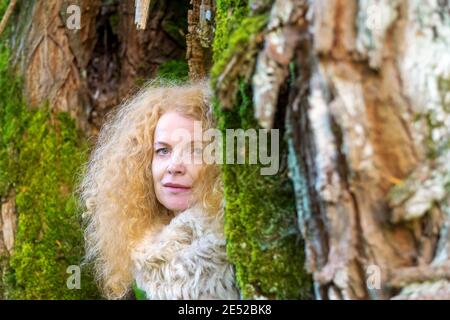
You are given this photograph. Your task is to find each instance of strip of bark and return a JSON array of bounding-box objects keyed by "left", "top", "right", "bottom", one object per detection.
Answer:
[
  {"left": 0, "top": 0, "right": 17, "bottom": 38},
  {"left": 389, "top": 263, "right": 450, "bottom": 288}
]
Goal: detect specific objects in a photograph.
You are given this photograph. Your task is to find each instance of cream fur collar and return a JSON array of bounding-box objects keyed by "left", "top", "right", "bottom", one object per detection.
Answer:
[{"left": 131, "top": 205, "right": 240, "bottom": 300}]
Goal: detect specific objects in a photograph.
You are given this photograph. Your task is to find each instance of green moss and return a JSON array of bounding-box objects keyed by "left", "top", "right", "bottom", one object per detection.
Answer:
[
  {"left": 212, "top": 0, "right": 250, "bottom": 67},
  {"left": 211, "top": 0, "right": 312, "bottom": 299},
  {"left": 211, "top": 13, "right": 268, "bottom": 84},
  {"left": 156, "top": 59, "right": 189, "bottom": 83},
  {"left": 216, "top": 81, "right": 311, "bottom": 299},
  {"left": 0, "top": 0, "right": 7, "bottom": 16},
  {"left": 133, "top": 59, "right": 190, "bottom": 87},
  {"left": 0, "top": 44, "right": 100, "bottom": 299},
  {"left": 418, "top": 76, "right": 450, "bottom": 160}
]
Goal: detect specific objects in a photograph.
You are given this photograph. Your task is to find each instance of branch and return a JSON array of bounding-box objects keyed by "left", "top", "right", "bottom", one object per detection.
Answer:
[{"left": 0, "top": 0, "right": 18, "bottom": 39}]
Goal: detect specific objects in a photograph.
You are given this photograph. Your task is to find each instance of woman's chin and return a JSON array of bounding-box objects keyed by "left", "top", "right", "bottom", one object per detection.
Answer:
[{"left": 162, "top": 196, "right": 192, "bottom": 213}]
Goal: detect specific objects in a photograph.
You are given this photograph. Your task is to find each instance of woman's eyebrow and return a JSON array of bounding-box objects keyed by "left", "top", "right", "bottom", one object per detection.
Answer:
[{"left": 154, "top": 141, "right": 171, "bottom": 147}]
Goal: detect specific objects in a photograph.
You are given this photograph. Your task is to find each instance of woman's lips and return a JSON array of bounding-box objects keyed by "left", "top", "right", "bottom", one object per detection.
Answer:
[{"left": 162, "top": 183, "right": 192, "bottom": 193}]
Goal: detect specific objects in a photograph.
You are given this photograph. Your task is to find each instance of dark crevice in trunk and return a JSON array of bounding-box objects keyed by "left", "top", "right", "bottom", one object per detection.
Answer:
[
  {"left": 286, "top": 44, "right": 330, "bottom": 299},
  {"left": 82, "top": 0, "right": 190, "bottom": 132},
  {"left": 86, "top": 1, "right": 120, "bottom": 128}
]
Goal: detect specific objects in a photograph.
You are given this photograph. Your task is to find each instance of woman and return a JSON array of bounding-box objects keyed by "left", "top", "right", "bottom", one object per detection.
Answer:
[{"left": 79, "top": 80, "right": 240, "bottom": 300}]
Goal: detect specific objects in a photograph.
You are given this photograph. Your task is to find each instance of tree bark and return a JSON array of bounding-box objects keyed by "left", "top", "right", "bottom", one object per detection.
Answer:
[
  {"left": 9, "top": 0, "right": 188, "bottom": 133},
  {"left": 186, "top": 0, "right": 215, "bottom": 81},
  {"left": 213, "top": 0, "right": 450, "bottom": 299},
  {"left": 258, "top": 0, "right": 450, "bottom": 299}
]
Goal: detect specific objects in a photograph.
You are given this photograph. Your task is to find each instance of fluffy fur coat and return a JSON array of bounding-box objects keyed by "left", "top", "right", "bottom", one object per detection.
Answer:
[{"left": 131, "top": 205, "right": 240, "bottom": 300}]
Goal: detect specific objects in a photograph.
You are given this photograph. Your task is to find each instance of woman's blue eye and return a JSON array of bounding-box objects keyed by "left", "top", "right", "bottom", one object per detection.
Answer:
[{"left": 156, "top": 147, "right": 170, "bottom": 155}]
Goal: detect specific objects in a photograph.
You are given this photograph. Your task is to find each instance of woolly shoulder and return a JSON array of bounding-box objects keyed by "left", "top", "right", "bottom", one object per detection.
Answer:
[
  {"left": 131, "top": 206, "right": 225, "bottom": 270},
  {"left": 131, "top": 206, "right": 239, "bottom": 299}
]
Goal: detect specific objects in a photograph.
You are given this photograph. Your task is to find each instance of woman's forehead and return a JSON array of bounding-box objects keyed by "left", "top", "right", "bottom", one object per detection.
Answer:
[{"left": 154, "top": 112, "right": 199, "bottom": 142}]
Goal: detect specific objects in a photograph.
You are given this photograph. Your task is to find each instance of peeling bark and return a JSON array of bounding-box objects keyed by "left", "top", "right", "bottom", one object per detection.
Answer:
[
  {"left": 287, "top": 0, "right": 450, "bottom": 299},
  {"left": 215, "top": 0, "right": 450, "bottom": 299},
  {"left": 252, "top": 0, "right": 303, "bottom": 129},
  {"left": 388, "top": 262, "right": 450, "bottom": 288},
  {"left": 0, "top": 191, "right": 17, "bottom": 256},
  {"left": 134, "top": 0, "right": 152, "bottom": 30}
]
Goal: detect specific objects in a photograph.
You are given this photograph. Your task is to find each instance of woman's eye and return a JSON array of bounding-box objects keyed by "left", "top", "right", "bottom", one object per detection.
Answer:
[{"left": 156, "top": 147, "right": 170, "bottom": 156}]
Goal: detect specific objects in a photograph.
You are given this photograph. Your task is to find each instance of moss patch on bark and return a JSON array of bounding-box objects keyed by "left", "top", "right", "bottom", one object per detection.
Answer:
[{"left": 0, "top": 44, "right": 100, "bottom": 299}]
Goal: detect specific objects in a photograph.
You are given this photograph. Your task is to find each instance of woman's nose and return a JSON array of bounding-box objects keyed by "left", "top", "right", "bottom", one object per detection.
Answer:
[{"left": 167, "top": 158, "right": 186, "bottom": 175}]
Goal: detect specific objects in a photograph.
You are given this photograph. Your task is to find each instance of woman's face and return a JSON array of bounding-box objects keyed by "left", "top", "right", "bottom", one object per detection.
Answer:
[{"left": 152, "top": 111, "right": 203, "bottom": 213}]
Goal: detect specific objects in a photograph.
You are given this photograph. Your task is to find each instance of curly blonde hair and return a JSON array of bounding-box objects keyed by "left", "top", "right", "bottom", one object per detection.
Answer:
[{"left": 78, "top": 79, "right": 223, "bottom": 299}]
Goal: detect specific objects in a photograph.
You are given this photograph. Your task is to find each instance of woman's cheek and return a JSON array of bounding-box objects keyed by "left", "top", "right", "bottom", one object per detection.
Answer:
[
  {"left": 152, "top": 158, "right": 165, "bottom": 186},
  {"left": 153, "top": 161, "right": 160, "bottom": 180}
]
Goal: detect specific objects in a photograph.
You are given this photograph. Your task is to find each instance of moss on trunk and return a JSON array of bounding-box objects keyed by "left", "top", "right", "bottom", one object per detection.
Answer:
[
  {"left": 211, "top": 0, "right": 312, "bottom": 299},
  {"left": 0, "top": 44, "right": 100, "bottom": 299}
]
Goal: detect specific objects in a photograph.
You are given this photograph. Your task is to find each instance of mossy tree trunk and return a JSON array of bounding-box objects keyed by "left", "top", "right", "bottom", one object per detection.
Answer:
[
  {"left": 0, "top": 0, "right": 191, "bottom": 299},
  {"left": 212, "top": 0, "right": 450, "bottom": 300},
  {"left": 211, "top": 0, "right": 313, "bottom": 299}
]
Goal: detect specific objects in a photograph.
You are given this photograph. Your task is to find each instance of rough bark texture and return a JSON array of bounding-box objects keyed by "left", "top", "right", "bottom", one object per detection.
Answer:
[
  {"left": 213, "top": 0, "right": 450, "bottom": 299},
  {"left": 10, "top": 0, "right": 188, "bottom": 133},
  {"left": 186, "top": 0, "right": 215, "bottom": 81},
  {"left": 285, "top": 0, "right": 450, "bottom": 299},
  {"left": 290, "top": 0, "right": 450, "bottom": 300},
  {"left": 12, "top": 0, "right": 97, "bottom": 133},
  {"left": 211, "top": 0, "right": 312, "bottom": 299}
]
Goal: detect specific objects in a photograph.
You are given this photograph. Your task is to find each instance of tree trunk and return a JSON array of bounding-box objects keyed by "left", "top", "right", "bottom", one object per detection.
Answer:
[
  {"left": 11, "top": 0, "right": 189, "bottom": 133},
  {"left": 186, "top": 0, "right": 215, "bottom": 81},
  {"left": 213, "top": 0, "right": 450, "bottom": 299},
  {"left": 290, "top": 0, "right": 450, "bottom": 300}
]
